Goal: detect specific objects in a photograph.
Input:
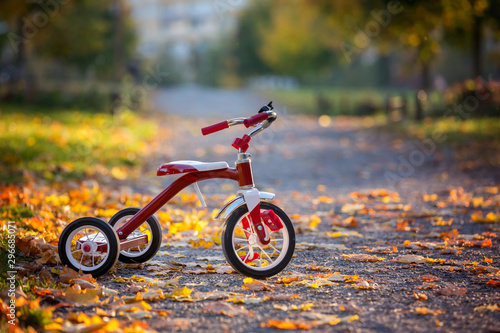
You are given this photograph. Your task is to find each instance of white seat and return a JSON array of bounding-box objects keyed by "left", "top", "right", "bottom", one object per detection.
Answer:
[
  {"left": 157, "top": 160, "right": 229, "bottom": 176},
  {"left": 169, "top": 160, "right": 229, "bottom": 172}
]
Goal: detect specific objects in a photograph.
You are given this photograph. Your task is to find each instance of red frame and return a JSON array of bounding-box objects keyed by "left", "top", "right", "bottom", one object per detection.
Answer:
[{"left": 116, "top": 168, "right": 243, "bottom": 240}]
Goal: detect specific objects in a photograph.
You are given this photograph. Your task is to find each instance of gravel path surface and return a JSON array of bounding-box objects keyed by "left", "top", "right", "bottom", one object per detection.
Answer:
[{"left": 90, "top": 86, "right": 499, "bottom": 332}]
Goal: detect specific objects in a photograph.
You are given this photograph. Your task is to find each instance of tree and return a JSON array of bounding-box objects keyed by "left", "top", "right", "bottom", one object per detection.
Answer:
[
  {"left": 258, "top": 0, "right": 334, "bottom": 80},
  {"left": 0, "top": 0, "right": 136, "bottom": 101},
  {"left": 229, "top": 0, "right": 274, "bottom": 78}
]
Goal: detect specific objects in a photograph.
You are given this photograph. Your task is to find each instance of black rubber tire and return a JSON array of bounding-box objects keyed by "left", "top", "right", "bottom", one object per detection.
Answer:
[
  {"left": 108, "top": 207, "right": 162, "bottom": 263},
  {"left": 222, "top": 201, "right": 295, "bottom": 279},
  {"left": 58, "top": 217, "right": 120, "bottom": 277}
]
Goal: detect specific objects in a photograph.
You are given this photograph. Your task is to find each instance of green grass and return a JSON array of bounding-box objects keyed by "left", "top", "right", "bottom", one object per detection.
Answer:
[
  {"left": 264, "top": 88, "right": 415, "bottom": 116},
  {"left": 0, "top": 104, "right": 159, "bottom": 184},
  {"left": 387, "top": 117, "right": 500, "bottom": 145}
]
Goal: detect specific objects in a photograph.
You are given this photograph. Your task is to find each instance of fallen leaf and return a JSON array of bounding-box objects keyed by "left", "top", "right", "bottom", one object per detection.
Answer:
[
  {"left": 63, "top": 285, "right": 100, "bottom": 305},
  {"left": 474, "top": 304, "right": 499, "bottom": 312},
  {"left": 414, "top": 307, "right": 442, "bottom": 316},
  {"left": 273, "top": 303, "right": 314, "bottom": 311},
  {"left": 413, "top": 292, "right": 428, "bottom": 301},
  {"left": 263, "top": 319, "right": 312, "bottom": 330},
  {"left": 435, "top": 285, "right": 467, "bottom": 296},
  {"left": 396, "top": 255, "right": 426, "bottom": 264},
  {"left": 202, "top": 301, "right": 253, "bottom": 317},
  {"left": 342, "top": 254, "right": 385, "bottom": 262},
  {"left": 242, "top": 277, "right": 272, "bottom": 291},
  {"left": 59, "top": 266, "right": 95, "bottom": 284},
  {"left": 486, "top": 280, "right": 500, "bottom": 287}
]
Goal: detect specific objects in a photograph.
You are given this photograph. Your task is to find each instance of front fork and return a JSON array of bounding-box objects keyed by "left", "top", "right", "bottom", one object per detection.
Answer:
[{"left": 239, "top": 188, "right": 270, "bottom": 245}]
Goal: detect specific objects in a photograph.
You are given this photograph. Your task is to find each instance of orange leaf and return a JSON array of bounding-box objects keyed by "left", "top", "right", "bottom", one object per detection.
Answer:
[
  {"left": 486, "top": 280, "right": 500, "bottom": 287},
  {"left": 264, "top": 320, "right": 311, "bottom": 330},
  {"left": 472, "top": 238, "right": 492, "bottom": 248}
]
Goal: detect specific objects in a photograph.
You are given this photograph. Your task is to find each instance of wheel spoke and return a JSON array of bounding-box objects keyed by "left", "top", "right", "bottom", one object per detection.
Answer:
[
  {"left": 260, "top": 247, "right": 274, "bottom": 262},
  {"left": 235, "top": 245, "right": 249, "bottom": 251},
  {"left": 243, "top": 251, "right": 251, "bottom": 263},
  {"left": 71, "top": 250, "right": 82, "bottom": 254},
  {"left": 269, "top": 243, "right": 281, "bottom": 254}
]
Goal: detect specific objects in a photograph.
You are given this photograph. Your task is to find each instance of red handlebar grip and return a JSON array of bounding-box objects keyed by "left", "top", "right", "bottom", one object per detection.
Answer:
[
  {"left": 201, "top": 121, "right": 229, "bottom": 135},
  {"left": 243, "top": 113, "right": 269, "bottom": 128}
]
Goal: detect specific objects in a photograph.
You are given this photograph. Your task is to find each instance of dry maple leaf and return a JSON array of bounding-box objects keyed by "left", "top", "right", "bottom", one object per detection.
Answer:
[
  {"left": 486, "top": 280, "right": 500, "bottom": 288},
  {"left": 59, "top": 266, "right": 95, "bottom": 284},
  {"left": 413, "top": 292, "right": 428, "bottom": 301},
  {"left": 167, "top": 286, "right": 193, "bottom": 301},
  {"left": 474, "top": 304, "right": 499, "bottom": 312},
  {"left": 273, "top": 303, "right": 314, "bottom": 311},
  {"left": 472, "top": 238, "right": 493, "bottom": 248},
  {"left": 435, "top": 284, "right": 467, "bottom": 296},
  {"left": 342, "top": 254, "right": 385, "bottom": 262},
  {"left": 413, "top": 307, "right": 442, "bottom": 316},
  {"left": 277, "top": 277, "right": 300, "bottom": 284},
  {"left": 63, "top": 285, "right": 100, "bottom": 305},
  {"left": 242, "top": 277, "right": 272, "bottom": 291},
  {"left": 333, "top": 216, "right": 358, "bottom": 228},
  {"left": 366, "top": 246, "right": 398, "bottom": 254},
  {"left": 396, "top": 255, "right": 426, "bottom": 264},
  {"left": 72, "top": 278, "right": 97, "bottom": 290},
  {"left": 263, "top": 319, "right": 312, "bottom": 330},
  {"left": 202, "top": 301, "right": 253, "bottom": 317}
]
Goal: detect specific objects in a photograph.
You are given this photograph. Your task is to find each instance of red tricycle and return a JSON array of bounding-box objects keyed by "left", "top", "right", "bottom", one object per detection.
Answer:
[{"left": 58, "top": 102, "right": 295, "bottom": 279}]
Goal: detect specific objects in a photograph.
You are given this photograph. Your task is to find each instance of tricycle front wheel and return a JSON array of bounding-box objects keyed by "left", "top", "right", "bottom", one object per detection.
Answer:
[
  {"left": 222, "top": 201, "right": 295, "bottom": 279},
  {"left": 58, "top": 217, "right": 120, "bottom": 277},
  {"left": 109, "top": 207, "right": 162, "bottom": 263}
]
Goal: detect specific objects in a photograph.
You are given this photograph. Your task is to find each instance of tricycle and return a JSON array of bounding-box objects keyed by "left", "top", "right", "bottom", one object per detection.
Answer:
[{"left": 58, "top": 102, "right": 295, "bottom": 279}]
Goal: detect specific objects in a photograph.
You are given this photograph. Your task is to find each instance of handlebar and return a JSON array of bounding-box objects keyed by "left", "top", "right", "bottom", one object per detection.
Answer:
[
  {"left": 201, "top": 120, "right": 229, "bottom": 135},
  {"left": 243, "top": 112, "right": 268, "bottom": 128},
  {"left": 201, "top": 101, "right": 276, "bottom": 136}
]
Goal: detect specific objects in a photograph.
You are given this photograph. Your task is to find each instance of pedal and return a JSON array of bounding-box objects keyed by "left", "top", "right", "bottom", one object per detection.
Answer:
[
  {"left": 240, "top": 252, "right": 259, "bottom": 263},
  {"left": 261, "top": 210, "right": 283, "bottom": 231},
  {"left": 192, "top": 182, "right": 207, "bottom": 207}
]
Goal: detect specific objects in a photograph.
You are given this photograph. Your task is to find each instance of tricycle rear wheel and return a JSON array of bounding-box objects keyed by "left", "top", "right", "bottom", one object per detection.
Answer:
[{"left": 109, "top": 207, "right": 162, "bottom": 263}]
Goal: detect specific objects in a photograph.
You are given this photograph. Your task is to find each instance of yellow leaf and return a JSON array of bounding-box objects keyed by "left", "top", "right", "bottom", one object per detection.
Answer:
[
  {"left": 309, "top": 215, "right": 321, "bottom": 228},
  {"left": 425, "top": 257, "right": 445, "bottom": 263},
  {"left": 346, "top": 314, "right": 359, "bottom": 323},
  {"left": 170, "top": 286, "right": 193, "bottom": 299},
  {"left": 474, "top": 304, "right": 499, "bottom": 312},
  {"left": 265, "top": 319, "right": 311, "bottom": 330},
  {"left": 317, "top": 184, "right": 327, "bottom": 192}
]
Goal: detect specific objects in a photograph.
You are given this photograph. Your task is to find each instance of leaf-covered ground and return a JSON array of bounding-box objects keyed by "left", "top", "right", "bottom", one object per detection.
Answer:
[{"left": 1, "top": 97, "right": 499, "bottom": 332}]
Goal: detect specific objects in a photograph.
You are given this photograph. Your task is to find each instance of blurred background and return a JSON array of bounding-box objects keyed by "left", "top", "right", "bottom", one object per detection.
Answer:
[{"left": 1, "top": 0, "right": 499, "bottom": 116}]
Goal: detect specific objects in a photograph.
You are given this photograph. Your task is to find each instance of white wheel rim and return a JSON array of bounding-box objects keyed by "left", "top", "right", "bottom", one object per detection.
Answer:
[
  {"left": 113, "top": 215, "right": 153, "bottom": 258},
  {"left": 231, "top": 211, "right": 290, "bottom": 271},
  {"left": 65, "top": 225, "right": 111, "bottom": 271}
]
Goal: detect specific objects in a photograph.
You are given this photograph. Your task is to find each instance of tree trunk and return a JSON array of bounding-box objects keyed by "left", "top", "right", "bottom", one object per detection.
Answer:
[
  {"left": 472, "top": 14, "right": 482, "bottom": 78},
  {"left": 5, "top": 17, "right": 26, "bottom": 100},
  {"left": 421, "top": 61, "right": 431, "bottom": 91},
  {"left": 111, "top": 0, "right": 124, "bottom": 115}
]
